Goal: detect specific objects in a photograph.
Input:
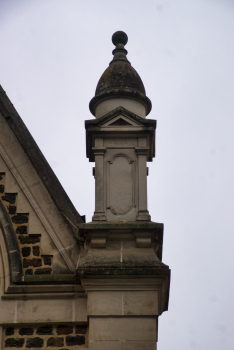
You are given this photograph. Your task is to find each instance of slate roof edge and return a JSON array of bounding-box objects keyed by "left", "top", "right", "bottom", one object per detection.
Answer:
[{"left": 0, "top": 85, "right": 84, "bottom": 234}]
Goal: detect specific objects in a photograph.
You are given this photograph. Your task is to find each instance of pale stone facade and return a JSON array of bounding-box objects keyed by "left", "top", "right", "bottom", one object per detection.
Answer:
[{"left": 0, "top": 31, "right": 170, "bottom": 349}]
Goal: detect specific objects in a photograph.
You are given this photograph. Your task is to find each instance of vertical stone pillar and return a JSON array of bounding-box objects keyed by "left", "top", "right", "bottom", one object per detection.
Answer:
[
  {"left": 136, "top": 147, "right": 151, "bottom": 221},
  {"left": 92, "top": 138, "right": 106, "bottom": 221}
]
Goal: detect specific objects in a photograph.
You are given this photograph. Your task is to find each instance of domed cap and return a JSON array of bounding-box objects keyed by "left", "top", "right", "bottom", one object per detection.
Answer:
[{"left": 89, "top": 31, "right": 152, "bottom": 116}]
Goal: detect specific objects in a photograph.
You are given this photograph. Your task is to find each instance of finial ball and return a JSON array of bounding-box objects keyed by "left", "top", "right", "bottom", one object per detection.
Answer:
[{"left": 112, "top": 31, "right": 128, "bottom": 46}]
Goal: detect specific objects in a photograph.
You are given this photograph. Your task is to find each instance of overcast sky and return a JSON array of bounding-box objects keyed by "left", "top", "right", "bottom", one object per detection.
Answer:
[{"left": 1, "top": 1, "right": 234, "bottom": 349}]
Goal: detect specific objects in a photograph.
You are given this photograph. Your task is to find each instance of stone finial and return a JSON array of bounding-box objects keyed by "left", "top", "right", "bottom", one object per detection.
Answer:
[{"left": 111, "top": 31, "right": 129, "bottom": 64}]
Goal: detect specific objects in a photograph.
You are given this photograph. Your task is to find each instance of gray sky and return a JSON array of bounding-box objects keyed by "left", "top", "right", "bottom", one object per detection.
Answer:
[{"left": 1, "top": 0, "right": 234, "bottom": 349}]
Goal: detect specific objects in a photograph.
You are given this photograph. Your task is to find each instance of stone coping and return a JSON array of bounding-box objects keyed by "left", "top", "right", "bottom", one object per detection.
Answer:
[{"left": 78, "top": 221, "right": 163, "bottom": 231}]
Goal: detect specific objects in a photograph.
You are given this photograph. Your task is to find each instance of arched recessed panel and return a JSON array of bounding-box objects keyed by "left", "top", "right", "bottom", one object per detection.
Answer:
[{"left": 109, "top": 155, "right": 134, "bottom": 215}]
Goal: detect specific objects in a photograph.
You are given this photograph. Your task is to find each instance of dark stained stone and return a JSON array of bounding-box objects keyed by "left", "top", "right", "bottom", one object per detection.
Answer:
[
  {"left": 32, "top": 246, "right": 40, "bottom": 256},
  {"left": 22, "top": 247, "right": 31, "bottom": 257},
  {"left": 26, "top": 337, "right": 43, "bottom": 348},
  {"left": 66, "top": 336, "right": 85, "bottom": 346},
  {"left": 36, "top": 325, "right": 53, "bottom": 335},
  {"left": 5, "top": 338, "right": 24, "bottom": 348},
  {"left": 75, "top": 326, "right": 87, "bottom": 334},
  {"left": 16, "top": 225, "right": 27, "bottom": 235},
  {"left": 0, "top": 174, "right": 3, "bottom": 180},
  {"left": 43, "top": 256, "right": 52, "bottom": 266},
  {"left": 0, "top": 184, "right": 4, "bottom": 193},
  {"left": 57, "top": 325, "right": 73, "bottom": 335},
  {"left": 12, "top": 214, "right": 28, "bottom": 224},
  {"left": 19, "top": 235, "right": 40, "bottom": 244},
  {"left": 19, "top": 328, "right": 34, "bottom": 335},
  {"left": 25, "top": 269, "right": 33, "bottom": 275},
  {"left": 1, "top": 193, "right": 17, "bottom": 204},
  {"left": 5, "top": 327, "right": 14, "bottom": 336},
  {"left": 23, "top": 258, "right": 42, "bottom": 268},
  {"left": 8, "top": 205, "right": 16, "bottom": 215},
  {"left": 35, "top": 268, "right": 52, "bottom": 275},
  {"left": 47, "top": 337, "right": 64, "bottom": 347},
  {"left": 89, "top": 31, "right": 151, "bottom": 116}
]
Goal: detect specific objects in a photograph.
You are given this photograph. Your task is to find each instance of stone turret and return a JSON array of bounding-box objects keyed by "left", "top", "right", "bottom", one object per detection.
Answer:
[
  {"left": 77, "top": 31, "right": 170, "bottom": 350},
  {"left": 87, "top": 31, "right": 155, "bottom": 222}
]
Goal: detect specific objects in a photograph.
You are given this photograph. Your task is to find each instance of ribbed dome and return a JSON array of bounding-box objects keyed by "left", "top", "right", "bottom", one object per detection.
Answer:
[{"left": 89, "top": 31, "right": 152, "bottom": 116}]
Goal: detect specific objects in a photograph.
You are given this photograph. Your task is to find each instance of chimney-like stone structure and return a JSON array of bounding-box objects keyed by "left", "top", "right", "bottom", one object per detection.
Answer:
[{"left": 77, "top": 31, "right": 170, "bottom": 350}]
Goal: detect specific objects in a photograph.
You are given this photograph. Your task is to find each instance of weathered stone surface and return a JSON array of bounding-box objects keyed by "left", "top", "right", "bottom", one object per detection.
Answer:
[
  {"left": 5, "top": 338, "right": 24, "bottom": 347},
  {"left": 8, "top": 205, "right": 16, "bottom": 214},
  {"left": 12, "top": 214, "right": 28, "bottom": 224},
  {"left": 66, "top": 335, "right": 85, "bottom": 346},
  {"left": 35, "top": 267, "right": 52, "bottom": 275},
  {"left": 22, "top": 246, "right": 31, "bottom": 257},
  {"left": 89, "top": 317, "right": 157, "bottom": 341},
  {"left": 89, "top": 341, "right": 122, "bottom": 350},
  {"left": 19, "top": 235, "right": 40, "bottom": 244},
  {"left": 16, "top": 225, "right": 27, "bottom": 234},
  {"left": 26, "top": 337, "right": 43, "bottom": 348},
  {"left": 19, "top": 327, "right": 34, "bottom": 335},
  {"left": 47, "top": 337, "right": 64, "bottom": 347},
  {"left": 1, "top": 193, "right": 16, "bottom": 204},
  {"left": 5, "top": 327, "right": 14, "bottom": 336},
  {"left": 36, "top": 325, "right": 53, "bottom": 335},
  {"left": 75, "top": 326, "right": 87, "bottom": 334},
  {"left": 23, "top": 258, "right": 42, "bottom": 268},
  {"left": 25, "top": 269, "right": 33, "bottom": 275},
  {"left": 57, "top": 325, "right": 73, "bottom": 335},
  {"left": 32, "top": 245, "right": 40, "bottom": 256},
  {"left": 43, "top": 256, "right": 52, "bottom": 265}
]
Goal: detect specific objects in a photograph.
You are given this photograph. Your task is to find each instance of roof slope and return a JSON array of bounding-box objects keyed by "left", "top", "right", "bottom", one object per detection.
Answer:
[{"left": 0, "top": 85, "right": 84, "bottom": 234}]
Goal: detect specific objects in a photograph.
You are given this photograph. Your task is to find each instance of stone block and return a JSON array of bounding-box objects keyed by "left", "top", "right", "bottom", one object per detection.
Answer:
[
  {"left": 16, "top": 225, "right": 27, "bottom": 234},
  {"left": 32, "top": 246, "right": 40, "bottom": 256},
  {"left": 123, "top": 291, "right": 158, "bottom": 316},
  {"left": 11, "top": 214, "right": 29, "bottom": 224},
  {"left": 5, "top": 327, "right": 14, "bottom": 336},
  {"left": 19, "top": 327, "right": 34, "bottom": 335},
  {"left": 35, "top": 268, "right": 52, "bottom": 275},
  {"left": 8, "top": 205, "right": 16, "bottom": 214},
  {"left": 75, "top": 325, "right": 87, "bottom": 334},
  {"left": 123, "top": 340, "right": 156, "bottom": 350},
  {"left": 26, "top": 337, "right": 43, "bottom": 348},
  {"left": 66, "top": 335, "right": 85, "bottom": 346},
  {"left": 0, "top": 300, "right": 15, "bottom": 323},
  {"left": 57, "top": 325, "right": 73, "bottom": 335},
  {"left": 89, "top": 340, "right": 122, "bottom": 350},
  {"left": 5, "top": 338, "right": 24, "bottom": 348},
  {"left": 87, "top": 291, "right": 158, "bottom": 316},
  {"left": 23, "top": 258, "right": 42, "bottom": 268},
  {"left": 88, "top": 292, "right": 122, "bottom": 315},
  {"left": 16, "top": 299, "right": 73, "bottom": 323},
  {"left": 89, "top": 317, "right": 157, "bottom": 341},
  {"left": 36, "top": 325, "right": 53, "bottom": 335},
  {"left": 43, "top": 256, "right": 52, "bottom": 265},
  {"left": 22, "top": 247, "right": 31, "bottom": 257},
  {"left": 19, "top": 235, "right": 40, "bottom": 244},
  {"left": 47, "top": 337, "right": 64, "bottom": 347},
  {"left": 1, "top": 193, "right": 17, "bottom": 204}
]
